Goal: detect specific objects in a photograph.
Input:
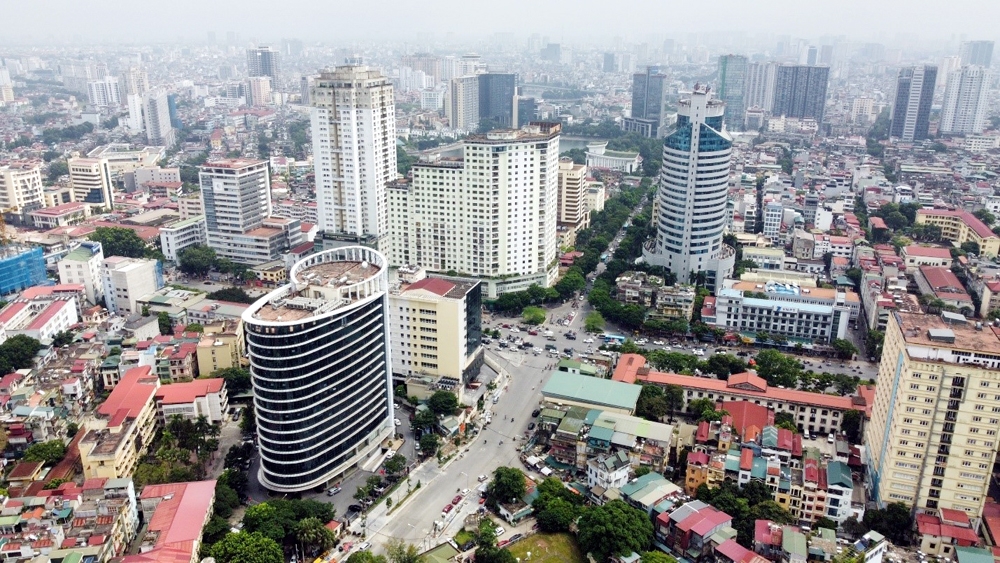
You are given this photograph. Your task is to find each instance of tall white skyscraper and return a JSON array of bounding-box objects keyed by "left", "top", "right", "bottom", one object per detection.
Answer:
[
  {"left": 87, "top": 76, "right": 121, "bottom": 107},
  {"left": 959, "top": 40, "right": 994, "bottom": 67},
  {"left": 745, "top": 61, "right": 776, "bottom": 112},
  {"left": 643, "top": 86, "right": 735, "bottom": 289},
  {"left": 246, "top": 76, "right": 272, "bottom": 106},
  {"left": 310, "top": 65, "right": 396, "bottom": 249},
  {"left": 386, "top": 123, "right": 561, "bottom": 297},
  {"left": 940, "top": 65, "right": 990, "bottom": 135},
  {"left": 142, "top": 89, "right": 175, "bottom": 147}
]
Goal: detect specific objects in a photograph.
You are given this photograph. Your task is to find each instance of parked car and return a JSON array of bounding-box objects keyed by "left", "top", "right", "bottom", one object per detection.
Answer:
[
  {"left": 443, "top": 504, "right": 454, "bottom": 514},
  {"left": 327, "top": 486, "right": 341, "bottom": 496},
  {"left": 531, "top": 409, "right": 540, "bottom": 417},
  {"left": 478, "top": 474, "right": 489, "bottom": 482},
  {"left": 349, "top": 504, "right": 363, "bottom": 512},
  {"left": 528, "top": 330, "right": 538, "bottom": 336},
  {"left": 453, "top": 495, "right": 463, "bottom": 505},
  {"left": 357, "top": 542, "right": 371, "bottom": 551},
  {"left": 494, "top": 526, "right": 506, "bottom": 537},
  {"left": 528, "top": 422, "right": 536, "bottom": 430},
  {"left": 394, "top": 418, "right": 401, "bottom": 426}
]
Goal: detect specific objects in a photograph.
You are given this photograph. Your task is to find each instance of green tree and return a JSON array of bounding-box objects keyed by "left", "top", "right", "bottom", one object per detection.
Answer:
[
  {"left": 521, "top": 306, "right": 546, "bottom": 325},
  {"left": 207, "top": 287, "right": 256, "bottom": 303},
  {"left": 22, "top": 440, "right": 67, "bottom": 465},
  {"left": 961, "top": 241, "right": 981, "bottom": 255},
  {"left": 65, "top": 422, "right": 79, "bottom": 438},
  {"left": 487, "top": 466, "right": 527, "bottom": 507},
  {"left": 295, "top": 517, "right": 336, "bottom": 554},
  {"left": 841, "top": 409, "right": 863, "bottom": 443},
  {"left": 636, "top": 385, "right": 668, "bottom": 422},
  {"left": 842, "top": 516, "right": 869, "bottom": 539},
  {"left": 831, "top": 339, "right": 858, "bottom": 360},
  {"left": 973, "top": 208, "right": 996, "bottom": 226},
  {"left": 584, "top": 311, "right": 606, "bottom": 333},
  {"left": 535, "top": 496, "right": 578, "bottom": 532},
  {"left": 577, "top": 499, "right": 654, "bottom": 562},
  {"left": 411, "top": 408, "right": 439, "bottom": 434},
  {"left": 184, "top": 323, "right": 204, "bottom": 333},
  {"left": 862, "top": 502, "right": 912, "bottom": 545},
  {"left": 704, "top": 354, "right": 748, "bottom": 378},
  {"left": 242, "top": 503, "right": 286, "bottom": 543},
  {"left": 88, "top": 227, "right": 152, "bottom": 259},
  {"left": 47, "top": 160, "right": 69, "bottom": 182},
  {"left": 419, "top": 433, "right": 440, "bottom": 457},
  {"left": 384, "top": 454, "right": 407, "bottom": 474},
  {"left": 177, "top": 245, "right": 217, "bottom": 275},
  {"left": 554, "top": 269, "right": 586, "bottom": 298},
  {"left": 641, "top": 553, "right": 678, "bottom": 563},
  {"left": 814, "top": 516, "right": 838, "bottom": 531},
  {"left": 774, "top": 411, "right": 798, "bottom": 432},
  {"left": 202, "top": 514, "right": 231, "bottom": 545},
  {"left": 427, "top": 390, "right": 459, "bottom": 416},
  {"left": 754, "top": 349, "right": 802, "bottom": 388},
  {"left": 158, "top": 311, "right": 173, "bottom": 335},
  {"left": 211, "top": 367, "right": 252, "bottom": 394},
  {"left": 385, "top": 538, "right": 423, "bottom": 563},
  {"left": 346, "top": 552, "right": 388, "bottom": 563},
  {"left": 686, "top": 397, "right": 715, "bottom": 416},
  {"left": 210, "top": 532, "right": 283, "bottom": 563}
]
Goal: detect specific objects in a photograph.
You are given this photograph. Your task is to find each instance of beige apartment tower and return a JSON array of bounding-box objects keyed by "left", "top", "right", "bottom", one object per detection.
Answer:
[{"left": 866, "top": 311, "right": 1000, "bottom": 523}]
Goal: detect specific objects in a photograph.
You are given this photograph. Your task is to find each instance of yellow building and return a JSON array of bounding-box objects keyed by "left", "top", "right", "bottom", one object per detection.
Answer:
[
  {"left": 866, "top": 310, "right": 1000, "bottom": 519},
  {"left": 916, "top": 208, "right": 1000, "bottom": 258},
  {"left": 196, "top": 319, "right": 246, "bottom": 375},
  {"left": 388, "top": 270, "right": 483, "bottom": 383},
  {"left": 80, "top": 366, "right": 159, "bottom": 479},
  {"left": 252, "top": 260, "right": 287, "bottom": 285}
]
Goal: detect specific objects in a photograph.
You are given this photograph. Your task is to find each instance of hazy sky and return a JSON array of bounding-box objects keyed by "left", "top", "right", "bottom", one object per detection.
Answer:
[{"left": 4, "top": 0, "right": 999, "bottom": 44}]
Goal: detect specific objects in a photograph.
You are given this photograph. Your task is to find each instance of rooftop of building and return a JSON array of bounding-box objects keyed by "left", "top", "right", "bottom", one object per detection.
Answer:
[
  {"left": 917, "top": 208, "right": 997, "bottom": 239},
  {"left": 250, "top": 248, "right": 386, "bottom": 323},
  {"left": 896, "top": 311, "right": 1000, "bottom": 353},
  {"left": 154, "top": 379, "right": 224, "bottom": 405},
  {"left": 903, "top": 245, "right": 953, "bottom": 259},
  {"left": 396, "top": 275, "right": 478, "bottom": 301},
  {"left": 199, "top": 158, "right": 266, "bottom": 170},
  {"left": 465, "top": 122, "right": 561, "bottom": 144},
  {"left": 542, "top": 371, "right": 642, "bottom": 412},
  {"left": 729, "top": 280, "right": 859, "bottom": 302},
  {"left": 122, "top": 480, "right": 216, "bottom": 563}
]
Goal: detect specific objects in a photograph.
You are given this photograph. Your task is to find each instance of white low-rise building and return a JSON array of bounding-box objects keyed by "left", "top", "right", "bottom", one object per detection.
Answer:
[
  {"left": 587, "top": 451, "right": 633, "bottom": 491},
  {"left": 57, "top": 241, "right": 105, "bottom": 305},
  {"left": 585, "top": 141, "right": 641, "bottom": 173},
  {"left": 711, "top": 280, "right": 854, "bottom": 343},
  {"left": 159, "top": 216, "right": 207, "bottom": 262},
  {"left": 102, "top": 257, "right": 164, "bottom": 316},
  {"left": 0, "top": 296, "right": 79, "bottom": 342},
  {"left": 153, "top": 378, "right": 228, "bottom": 424}
]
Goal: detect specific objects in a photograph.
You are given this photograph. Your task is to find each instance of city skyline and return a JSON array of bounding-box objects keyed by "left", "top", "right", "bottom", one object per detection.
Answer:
[{"left": 2, "top": 0, "right": 1000, "bottom": 44}]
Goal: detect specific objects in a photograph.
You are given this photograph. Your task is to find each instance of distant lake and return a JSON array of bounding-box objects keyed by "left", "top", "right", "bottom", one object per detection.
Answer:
[{"left": 435, "top": 136, "right": 607, "bottom": 158}]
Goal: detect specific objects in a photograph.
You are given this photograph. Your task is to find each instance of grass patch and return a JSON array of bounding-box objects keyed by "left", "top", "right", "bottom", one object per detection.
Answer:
[
  {"left": 506, "top": 533, "right": 585, "bottom": 563},
  {"left": 454, "top": 529, "right": 475, "bottom": 547}
]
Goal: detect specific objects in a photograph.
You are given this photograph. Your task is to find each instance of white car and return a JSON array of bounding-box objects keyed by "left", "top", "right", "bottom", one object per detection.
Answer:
[
  {"left": 386, "top": 449, "right": 396, "bottom": 458},
  {"left": 533, "top": 347, "right": 543, "bottom": 353},
  {"left": 394, "top": 418, "right": 401, "bottom": 426},
  {"left": 653, "top": 340, "right": 664, "bottom": 345},
  {"left": 583, "top": 338, "right": 594, "bottom": 343},
  {"left": 494, "top": 526, "right": 506, "bottom": 537},
  {"left": 356, "top": 542, "right": 371, "bottom": 551},
  {"left": 510, "top": 327, "right": 520, "bottom": 333},
  {"left": 693, "top": 349, "right": 706, "bottom": 356}
]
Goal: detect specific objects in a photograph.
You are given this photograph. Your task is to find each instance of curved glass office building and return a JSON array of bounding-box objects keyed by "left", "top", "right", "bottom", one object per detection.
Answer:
[{"left": 243, "top": 246, "right": 394, "bottom": 492}]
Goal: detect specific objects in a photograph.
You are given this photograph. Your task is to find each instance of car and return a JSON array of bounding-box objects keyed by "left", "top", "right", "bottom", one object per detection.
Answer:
[
  {"left": 531, "top": 409, "right": 540, "bottom": 417},
  {"left": 479, "top": 497, "right": 487, "bottom": 504},
  {"left": 653, "top": 340, "right": 664, "bottom": 345},
  {"left": 349, "top": 504, "right": 363, "bottom": 512},
  {"left": 462, "top": 488, "right": 470, "bottom": 496},
  {"left": 528, "top": 330, "right": 538, "bottom": 336},
  {"left": 478, "top": 474, "right": 488, "bottom": 482},
  {"left": 693, "top": 349, "right": 706, "bottom": 356},
  {"left": 394, "top": 418, "right": 401, "bottom": 426},
  {"left": 356, "top": 542, "right": 371, "bottom": 551},
  {"left": 327, "top": 486, "right": 342, "bottom": 496},
  {"left": 583, "top": 337, "right": 594, "bottom": 343},
  {"left": 453, "top": 494, "right": 463, "bottom": 504},
  {"left": 510, "top": 327, "right": 520, "bottom": 333},
  {"left": 528, "top": 422, "right": 536, "bottom": 430},
  {"left": 827, "top": 433, "right": 835, "bottom": 444},
  {"left": 563, "top": 347, "right": 574, "bottom": 354},
  {"left": 494, "top": 526, "right": 506, "bottom": 537},
  {"left": 533, "top": 347, "right": 542, "bottom": 353},
  {"left": 443, "top": 504, "right": 454, "bottom": 514},
  {"left": 510, "top": 533, "right": 524, "bottom": 542},
  {"left": 386, "top": 449, "right": 395, "bottom": 458}
]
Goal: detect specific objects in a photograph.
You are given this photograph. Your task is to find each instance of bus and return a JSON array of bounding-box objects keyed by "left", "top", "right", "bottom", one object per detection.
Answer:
[{"left": 603, "top": 334, "right": 626, "bottom": 344}]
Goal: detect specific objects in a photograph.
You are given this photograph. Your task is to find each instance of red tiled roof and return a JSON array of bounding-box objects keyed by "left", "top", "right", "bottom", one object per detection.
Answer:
[
  {"left": 728, "top": 372, "right": 768, "bottom": 392},
  {"left": 904, "top": 245, "right": 952, "bottom": 259},
  {"left": 124, "top": 480, "right": 217, "bottom": 563},
  {"left": 869, "top": 216, "right": 888, "bottom": 230},
  {"left": 0, "top": 302, "right": 27, "bottom": 324},
  {"left": 97, "top": 366, "right": 157, "bottom": 427},
  {"left": 154, "top": 379, "right": 224, "bottom": 405},
  {"left": 940, "top": 508, "right": 971, "bottom": 526},
  {"left": 720, "top": 401, "right": 773, "bottom": 434},
  {"left": 919, "top": 266, "right": 971, "bottom": 301},
  {"left": 26, "top": 300, "right": 71, "bottom": 331},
  {"left": 739, "top": 448, "right": 754, "bottom": 471},
  {"left": 715, "top": 538, "right": 753, "bottom": 562},
  {"left": 19, "top": 284, "right": 84, "bottom": 299},
  {"left": 405, "top": 277, "right": 455, "bottom": 297},
  {"left": 916, "top": 513, "right": 980, "bottom": 545},
  {"left": 8, "top": 461, "right": 43, "bottom": 480},
  {"left": 614, "top": 354, "right": 646, "bottom": 384},
  {"left": 687, "top": 451, "right": 710, "bottom": 466}
]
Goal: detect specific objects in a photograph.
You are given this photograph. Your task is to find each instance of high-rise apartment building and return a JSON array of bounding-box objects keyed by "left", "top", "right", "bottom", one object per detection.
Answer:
[
  {"left": 960, "top": 40, "right": 994, "bottom": 67},
  {"left": 631, "top": 66, "right": 667, "bottom": 125},
  {"left": 446, "top": 75, "right": 480, "bottom": 132},
  {"left": 940, "top": 66, "right": 990, "bottom": 135},
  {"left": 247, "top": 46, "right": 280, "bottom": 84},
  {"left": 310, "top": 65, "right": 396, "bottom": 249},
  {"left": 939, "top": 56, "right": 962, "bottom": 89},
  {"left": 243, "top": 246, "right": 394, "bottom": 492},
  {"left": 118, "top": 67, "right": 148, "bottom": 97},
  {"left": 818, "top": 45, "right": 834, "bottom": 65},
  {"left": 401, "top": 53, "right": 441, "bottom": 83},
  {"left": 200, "top": 159, "right": 302, "bottom": 264},
  {"left": 890, "top": 65, "right": 937, "bottom": 142},
  {"left": 557, "top": 157, "right": 590, "bottom": 243},
  {"left": 517, "top": 97, "right": 537, "bottom": 127},
  {"left": 478, "top": 73, "right": 517, "bottom": 128},
  {"left": 643, "top": 86, "right": 735, "bottom": 290},
  {"left": 772, "top": 64, "right": 829, "bottom": 122},
  {"left": 745, "top": 62, "right": 777, "bottom": 112},
  {"left": 57, "top": 241, "right": 105, "bottom": 304},
  {"left": 0, "top": 161, "right": 45, "bottom": 215},
  {"left": 866, "top": 311, "right": 1000, "bottom": 519},
  {"left": 246, "top": 76, "right": 272, "bottom": 107},
  {"left": 87, "top": 76, "right": 121, "bottom": 107},
  {"left": 142, "top": 90, "right": 175, "bottom": 147},
  {"left": 386, "top": 123, "right": 562, "bottom": 297},
  {"left": 68, "top": 157, "right": 113, "bottom": 207},
  {"left": 717, "top": 55, "right": 748, "bottom": 130}
]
